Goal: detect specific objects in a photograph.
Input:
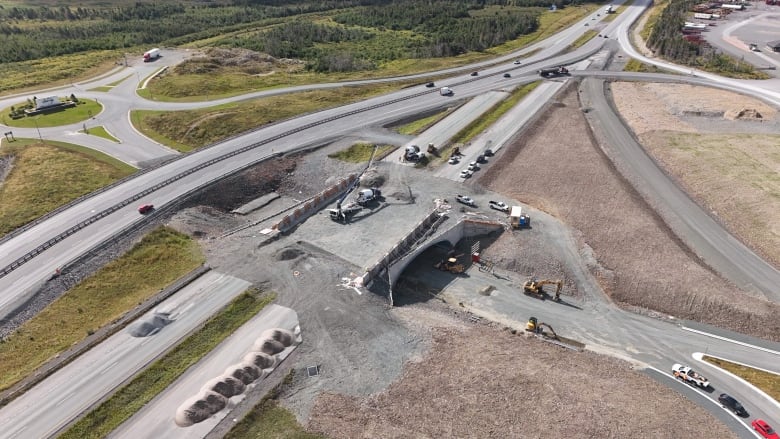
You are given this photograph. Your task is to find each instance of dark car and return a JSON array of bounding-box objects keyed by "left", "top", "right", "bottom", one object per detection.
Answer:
[
  {"left": 470, "top": 71, "right": 479, "bottom": 76},
  {"left": 752, "top": 419, "right": 779, "bottom": 439},
  {"left": 483, "top": 148, "right": 494, "bottom": 157},
  {"left": 503, "top": 73, "right": 511, "bottom": 78},
  {"left": 718, "top": 393, "right": 748, "bottom": 417},
  {"left": 426, "top": 82, "right": 435, "bottom": 88},
  {"left": 138, "top": 204, "right": 154, "bottom": 214}
]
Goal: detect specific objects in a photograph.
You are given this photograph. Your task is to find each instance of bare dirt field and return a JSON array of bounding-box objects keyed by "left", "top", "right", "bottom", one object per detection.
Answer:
[
  {"left": 478, "top": 85, "right": 780, "bottom": 341},
  {"left": 611, "top": 82, "right": 780, "bottom": 268},
  {"left": 307, "top": 307, "right": 735, "bottom": 439}
]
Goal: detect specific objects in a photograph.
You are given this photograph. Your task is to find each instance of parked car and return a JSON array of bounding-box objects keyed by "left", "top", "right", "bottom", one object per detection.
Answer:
[
  {"left": 483, "top": 148, "right": 494, "bottom": 156},
  {"left": 459, "top": 169, "right": 473, "bottom": 179},
  {"left": 718, "top": 394, "right": 748, "bottom": 417},
  {"left": 455, "top": 194, "right": 476, "bottom": 207},
  {"left": 489, "top": 201, "right": 510, "bottom": 212},
  {"left": 468, "top": 161, "right": 479, "bottom": 171},
  {"left": 448, "top": 157, "right": 459, "bottom": 165},
  {"left": 503, "top": 73, "right": 511, "bottom": 78},
  {"left": 752, "top": 420, "right": 779, "bottom": 439},
  {"left": 470, "top": 71, "right": 479, "bottom": 76},
  {"left": 426, "top": 82, "right": 435, "bottom": 88},
  {"left": 138, "top": 204, "right": 154, "bottom": 214},
  {"left": 476, "top": 154, "right": 486, "bottom": 163}
]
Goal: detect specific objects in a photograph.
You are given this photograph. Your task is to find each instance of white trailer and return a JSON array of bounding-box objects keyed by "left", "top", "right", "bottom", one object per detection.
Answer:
[
  {"left": 693, "top": 12, "right": 712, "bottom": 19},
  {"left": 721, "top": 3, "right": 744, "bottom": 9},
  {"left": 143, "top": 48, "right": 161, "bottom": 62},
  {"left": 440, "top": 86, "right": 453, "bottom": 96}
]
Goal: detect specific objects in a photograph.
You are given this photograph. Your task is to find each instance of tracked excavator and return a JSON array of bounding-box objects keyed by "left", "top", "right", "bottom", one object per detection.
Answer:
[
  {"left": 522, "top": 278, "right": 563, "bottom": 301},
  {"left": 525, "top": 317, "right": 558, "bottom": 340},
  {"left": 434, "top": 257, "right": 465, "bottom": 274}
]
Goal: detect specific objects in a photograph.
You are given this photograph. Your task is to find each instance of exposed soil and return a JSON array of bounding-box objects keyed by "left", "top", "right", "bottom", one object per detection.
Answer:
[
  {"left": 479, "top": 85, "right": 780, "bottom": 341},
  {"left": 610, "top": 82, "right": 780, "bottom": 269},
  {"left": 307, "top": 313, "right": 735, "bottom": 439}
]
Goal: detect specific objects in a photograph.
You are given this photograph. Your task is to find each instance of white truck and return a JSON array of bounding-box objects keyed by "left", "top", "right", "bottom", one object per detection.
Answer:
[
  {"left": 143, "top": 48, "right": 161, "bottom": 62},
  {"left": 672, "top": 364, "right": 710, "bottom": 388},
  {"left": 489, "top": 201, "right": 510, "bottom": 212},
  {"left": 440, "top": 86, "right": 453, "bottom": 96},
  {"left": 510, "top": 206, "right": 530, "bottom": 228}
]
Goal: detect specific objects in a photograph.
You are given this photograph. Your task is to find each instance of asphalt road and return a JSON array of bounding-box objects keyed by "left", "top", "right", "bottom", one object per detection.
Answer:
[
  {"left": 110, "top": 304, "right": 299, "bottom": 439},
  {"left": 0, "top": 272, "right": 250, "bottom": 439}
]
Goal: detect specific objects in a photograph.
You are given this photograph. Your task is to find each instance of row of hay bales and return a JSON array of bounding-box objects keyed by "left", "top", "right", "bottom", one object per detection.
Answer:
[{"left": 174, "top": 327, "right": 297, "bottom": 427}]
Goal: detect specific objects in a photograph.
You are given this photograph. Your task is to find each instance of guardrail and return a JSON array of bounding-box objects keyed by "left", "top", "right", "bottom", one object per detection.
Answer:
[{"left": 0, "top": 46, "right": 604, "bottom": 280}]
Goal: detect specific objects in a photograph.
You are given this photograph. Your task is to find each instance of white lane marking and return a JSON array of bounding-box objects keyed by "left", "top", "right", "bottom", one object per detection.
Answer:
[
  {"left": 681, "top": 326, "right": 780, "bottom": 355},
  {"left": 692, "top": 352, "right": 780, "bottom": 412}
]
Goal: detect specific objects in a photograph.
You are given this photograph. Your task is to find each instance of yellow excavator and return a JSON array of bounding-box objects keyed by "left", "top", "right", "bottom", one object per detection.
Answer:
[
  {"left": 434, "top": 257, "right": 464, "bottom": 274},
  {"left": 522, "top": 278, "right": 563, "bottom": 301},
  {"left": 525, "top": 317, "right": 558, "bottom": 340}
]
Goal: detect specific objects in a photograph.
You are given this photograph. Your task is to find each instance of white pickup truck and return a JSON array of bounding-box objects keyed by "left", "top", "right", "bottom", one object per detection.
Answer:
[
  {"left": 455, "top": 194, "right": 476, "bottom": 207},
  {"left": 672, "top": 364, "right": 710, "bottom": 388},
  {"left": 489, "top": 201, "right": 509, "bottom": 212}
]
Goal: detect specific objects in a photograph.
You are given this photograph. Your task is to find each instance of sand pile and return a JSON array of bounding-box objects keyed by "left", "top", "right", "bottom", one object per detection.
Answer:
[{"left": 724, "top": 108, "right": 763, "bottom": 120}]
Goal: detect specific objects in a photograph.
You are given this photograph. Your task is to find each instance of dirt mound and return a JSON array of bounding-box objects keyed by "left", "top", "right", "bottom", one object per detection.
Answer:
[
  {"left": 724, "top": 108, "right": 763, "bottom": 120},
  {"left": 274, "top": 247, "right": 306, "bottom": 261},
  {"left": 174, "top": 390, "right": 227, "bottom": 427},
  {"left": 127, "top": 312, "right": 172, "bottom": 337},
  {"left": 360, "top": 169, "right": 386, "bottom": 188}
]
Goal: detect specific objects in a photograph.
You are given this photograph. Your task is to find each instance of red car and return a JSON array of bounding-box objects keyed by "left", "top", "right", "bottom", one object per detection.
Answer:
[
  {"left": 138, "top": 204, "right": 154, "bottom": 214},
  {"left": 753, "top": 420, "right": 779, "bottom": 439}
]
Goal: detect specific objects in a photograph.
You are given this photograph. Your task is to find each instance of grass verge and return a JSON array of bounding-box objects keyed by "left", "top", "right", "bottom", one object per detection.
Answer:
[
  {"left": 567, "top": 30, "right": 599, "bottom": 51},
  {"left": 0, "top": 139, "right": 135, "bottom": 237},
  {"left": 1, "top": 99, "right": 102, "bottom": 128},
  {"left": 0, "top": 227, "right": 204, "bottom": 392},
  {"left": 80, "top": 125, "right": 120, "bottom": 143},
  {"left": 133, "top": 81, "right": 418, "bottom": 152},
  {"left": 451, "top": 81, "right": 541, "bottom": 145},
  {"left": 327, "top": 142, "right": 394, "bottom": 163},
  {"left": 703, "top": 356, "right": 780, "bottom": 402},
  {"left": 639, "top": 0, "right": 669, "bottom": 42},
  {"left": 60, "top": 289, "right": 275, "bottom": 439},
  {"left": 396, "top": 110, "right": 451, "bottom": 135},
  {"left": 623, "top": 59, "right": 666, "bottom": 73},
  {"left": 88, "top": 86, "right": 113, "bottom": 92},
  {"left": 225, "top": 387, "right": 327, "bottom": 439}
]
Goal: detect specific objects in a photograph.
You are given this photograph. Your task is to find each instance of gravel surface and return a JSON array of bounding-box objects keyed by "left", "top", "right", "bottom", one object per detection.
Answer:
[{"left": 479, "top": 84, "right": 780, "bottom": 341}]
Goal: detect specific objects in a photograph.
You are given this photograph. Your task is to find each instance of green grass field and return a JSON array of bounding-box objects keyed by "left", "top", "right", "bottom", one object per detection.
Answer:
[
  {"left": 0, "top": 51, "right": 121, "bottom": 97},
  {"left": 80, "top": 125, "right": 120, "bottom": 143},
  {"left": 0, "top": 138, "right": 135, "bottom": 237},
  {"left": 327, "top": 142, "right": 394, "bottom": 163},
  {"left": 396, "top": 110, "right": 451, "bottom": 135},
  {"left": 0, "top": 227, "right": 204, "bottom": 393},
  {"left": 1, "top": 99, "right": 102, "bottom": 128},
  {"left": 61, "top": 289, "right": 275, "bottom": 439}
]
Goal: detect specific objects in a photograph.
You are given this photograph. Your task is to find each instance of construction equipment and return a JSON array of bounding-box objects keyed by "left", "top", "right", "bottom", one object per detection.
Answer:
[
  {"left": 522, "top": 278, "right": 563, "bottom": 301},
  {"left": 672, "top": 364, "right": 711, "bottom": 389},
  {"left": 525, "top": 317, "right": 558, "bottom": 339},
  {"left": 538, "top": 66, "right": 569, "bottom": 78},
  {"left": 329, "top": 145, "right": 378, "bottom": 223},
  {"left": 434, "top": 257, "right": 464, "bottom": 274}
]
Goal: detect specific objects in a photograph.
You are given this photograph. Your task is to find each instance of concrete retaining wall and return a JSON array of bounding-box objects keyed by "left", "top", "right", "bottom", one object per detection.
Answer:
[{"left": 274, "top": 174, "right": 358, "bottom": 232}]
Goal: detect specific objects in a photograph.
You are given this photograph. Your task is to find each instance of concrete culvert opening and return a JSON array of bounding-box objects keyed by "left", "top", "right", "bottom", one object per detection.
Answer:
[
  {"left": 174, "top": 390, "right": 227, "bottom": 427},
  {"left": 201, "top": 375, "right": 245, "bottom": 399},
  {"left": 260, "top": 328, "right": 295, "bottom": 347},
  {"left": 274, "top": 247, "right": 305, "bottom": 261},
  {"left": 252, "top": 337, "right": 285, "bottom": 355},
  {"left": 127, "top": 312, "right": 173, "bottom": 337},
  {"left": 243, "top": 351, "right": 278, "bottom": 369}
]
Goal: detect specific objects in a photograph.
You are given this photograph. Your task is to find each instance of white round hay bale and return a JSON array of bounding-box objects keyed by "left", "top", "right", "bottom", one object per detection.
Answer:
[
  {"left": 243, "top": 351, "right": 277, "bottom": 369},
  {"left": 225, "top": 364, "right": 254, "bottom": 385},
  {"left": 201, "top": 389, "right": 228, "bottom": 414},
  {"left": 239, "top": 362, "right": 263, "bottom": 382},
  {"left": 260, "top": 328, "right": 294, "bottom": 347},
  {"left": 252, "top": 337, "right": 285, "bottom": 355}
]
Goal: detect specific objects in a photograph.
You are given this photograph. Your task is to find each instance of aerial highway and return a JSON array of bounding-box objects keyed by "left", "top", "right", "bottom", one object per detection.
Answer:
[{"left": 0, "top": 1, "right": 778, "bottom": 437}]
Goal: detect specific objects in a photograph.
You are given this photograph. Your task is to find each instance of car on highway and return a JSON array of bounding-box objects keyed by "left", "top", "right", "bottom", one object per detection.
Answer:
[
  {"left": 489, "top": 201, "right": 510, "bottom": 212},
  {"left": 459, "top": 169, "right": 473, "bottom": 179},
  {"left": 752, "top": 420, "right": 779, "bottom": 439},
  {"left": 138, "top": 204, "right": 154, "bottom": 214},
  {"left": 426, "top": 82, "right": 435, "bottom": 88},
  {"left": 455, "top": 195, "right": 476, "bottom": 207},
  {"left": 717, "top": 393, "right": 748, "bottom": 417},
  {"left": 470, "top": 71, "right": 479, "bottom": 76},
  {"left": 513, "top": 60, "right": 522, "bottom": 65},
  {"left": 503, "top": 73, "right": 511, "bottom": 78},
  {"left": 448, "top": 157, "right": 459, "bottom": 165}
]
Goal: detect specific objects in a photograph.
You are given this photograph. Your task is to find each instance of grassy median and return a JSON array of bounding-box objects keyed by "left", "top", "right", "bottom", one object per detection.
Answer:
[
  {"left": 703, "top": 356, "right": 780, "bottom": 402},
  {"left": 80, "top": 126, "right": 120, "bottom": 143},
  {"left": 327, "top": 142, "right": 394, "bottom": 163},
  {"left": 396, "top": 110, "right": 451, "bottom": 135},
  {"left": 0, "top": 227, "right": 204, "bottom": 393},
  {"left": 0, "top": 139, "right": 136, "bottom": 238},
  {"left": 61, "top": 289, "right": 275, "bottom": 439}
]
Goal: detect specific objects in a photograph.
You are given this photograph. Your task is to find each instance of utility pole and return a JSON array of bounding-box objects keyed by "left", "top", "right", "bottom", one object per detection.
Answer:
[{"left": 34, "top": 117, "right": 43, "bottom": 142}]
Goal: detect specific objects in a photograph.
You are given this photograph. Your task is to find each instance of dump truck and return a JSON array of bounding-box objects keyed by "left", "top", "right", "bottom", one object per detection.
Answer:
[
  {"left": 672, "top": 364, "right": 710, "bottom": 388},
  {"left": 538, "top": 66, "right": 569, "bottom": 77},
  {"left": 510, "top": 206, "right": 530, "bottom": 228},
  {"left": 143, "top": 48, "right": 161, "bottom": 62}
]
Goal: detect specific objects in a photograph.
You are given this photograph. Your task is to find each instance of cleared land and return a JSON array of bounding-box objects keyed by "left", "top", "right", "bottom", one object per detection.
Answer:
[
  {"left": 307, "top": 312, "right": 735, "bottom": 438},
  {"left": 479, "top": 85, "right": 780, "bottom": 340},
  {"left": 610, "top": 82, "right": 780, "bottom": 269},
  {"left": 0, "top": 139, "right": 135, "bottom": 237}
]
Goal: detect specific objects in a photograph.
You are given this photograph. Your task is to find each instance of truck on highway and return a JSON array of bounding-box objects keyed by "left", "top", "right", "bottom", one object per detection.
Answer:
[
  {"left": 143, "top": 48, "right": 161, "bottom": 62},
  {"left": 440, "top": 86, "right": 453, "bottom": 96},
  {"left": 538, "top": 66, "right": 569, "bottom": 78},
  {"left": 510, "top": 206, "right": 530, "bottom": 228},
  {"left": 605, "top": 5, "right": 614, "bottom": 13},
  {"left": 672, "top": 364, "right": 710, "bottom": 388}
]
